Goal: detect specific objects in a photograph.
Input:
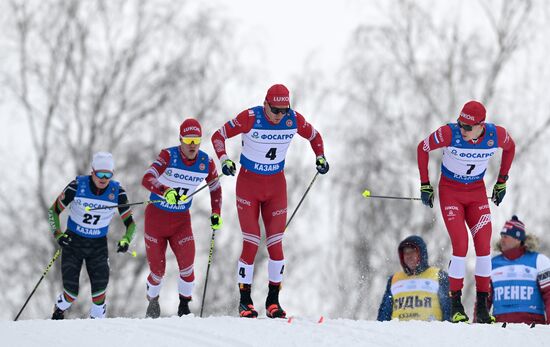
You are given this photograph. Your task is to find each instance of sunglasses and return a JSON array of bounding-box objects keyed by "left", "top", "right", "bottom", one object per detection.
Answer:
[
  {"left": 94, "top": 171, "right": 113, "bottom": 179},
  {"left": 180, "top": 137, "right": 201, "bottom": 145},
  {"left": 457, "top": 121, "right": 482, "bottom": 132},
  {"left": 268, "top": 104, "right": 290, "bottom": 115}
]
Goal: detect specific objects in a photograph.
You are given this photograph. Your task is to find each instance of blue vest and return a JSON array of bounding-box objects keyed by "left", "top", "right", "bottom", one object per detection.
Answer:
[
  {"left": 240, "top": 106, "right": 298, "bottom": 175},
  {"left": 441, "top": 123, "right": 498, "bottom": 183},
  {"left": 491, "top": 252, "right": 545, "bottom": 315},
  {"left": 67, "top": 176, "right": 120, "bottom": 238},
  {"left": 149, "top": 147, "right": 210, "bottom": 212}
]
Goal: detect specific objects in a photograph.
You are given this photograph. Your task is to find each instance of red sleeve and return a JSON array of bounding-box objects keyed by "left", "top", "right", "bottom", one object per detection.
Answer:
[
  {"left": 206, "top": 158, "right": 222, "bottom": 215},
  {"left": 211, "top": 109, "right": 254, "bottom": 161},
  {"left": 295, "top": 112, "right": 324, "bottom": 157},
  {"left": 141, "top": 149, "right": 171, "bottom": 196},
  {"left": 541, "top": 285, "right": 550, "bottom": 321},
  {"left": 496, "top": 126, "right": 515, "bottom": 181},
  {"left": 417, "top": 125, "right": 452, "bottom": 183}
]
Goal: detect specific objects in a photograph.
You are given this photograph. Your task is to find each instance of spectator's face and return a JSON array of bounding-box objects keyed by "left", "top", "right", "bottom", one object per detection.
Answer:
[
  {"left": 500, "top": 234, "right": 521, "bottom": 252},
  {"left": 403, "top": 246, "right": 420, "bottom": 271}
]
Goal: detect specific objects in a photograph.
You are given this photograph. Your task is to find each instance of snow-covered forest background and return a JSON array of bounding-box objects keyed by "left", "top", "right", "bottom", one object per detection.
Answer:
[{"left": 1, "top": 0, "right": 550, "bottom": 321}]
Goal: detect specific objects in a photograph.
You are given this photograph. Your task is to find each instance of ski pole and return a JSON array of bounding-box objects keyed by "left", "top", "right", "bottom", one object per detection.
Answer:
[
  {"left": 199, "top": 229, "right": 216, "bottom": 318},
  {"left": 285, "top": 172, "right": 319, "bottom": 230},
  {"left": 14, "top": 249, "right": 61, "bottom": 321},
  {"left": 87, "top": 173, "right": 225, "bottom": 211},
  {"left": 362, "top": 189, "right": 492, "bottom": 201},
  {"left": 361, "top": 189, "right": 422, "bottom": 201}
]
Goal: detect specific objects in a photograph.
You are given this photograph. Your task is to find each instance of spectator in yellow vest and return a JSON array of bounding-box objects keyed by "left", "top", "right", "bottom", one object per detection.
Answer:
[{"left": 377, "top": 235, "right": 451, "bottom": 321}]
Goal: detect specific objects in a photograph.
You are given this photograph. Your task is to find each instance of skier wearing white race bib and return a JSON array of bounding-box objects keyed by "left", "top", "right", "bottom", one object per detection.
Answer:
[
  {"left": 48, "top": 152, "right": 137, "bottom": 319},
  {"left": 211, "top": 84, "right": 329, "bottom": 318},
  {"left": 417, "top": 100, "right": 515, "bottom": 323}
]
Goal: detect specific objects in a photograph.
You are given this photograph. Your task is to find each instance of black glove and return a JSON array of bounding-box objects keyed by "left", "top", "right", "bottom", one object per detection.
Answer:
[
  {"left": 117, "top": 237, "right": 130, "bottom": 253},
  {"left": 492, "top": 181, "right": 506, "bottom": 206},
  {"left": 420, "top": 183, "right": 434, "bottom": 208},
  {"left": 56, "top": 233, "right": 72, "bottom": 248},
  {"left": 315, "top": 155, "right": 329, "bottom": 175},
  {"left": 222, "top": 159, "right": 237, "bottom": 176},
  {"left": 210, "top": 213, "right": 223, "bottom": 231}
]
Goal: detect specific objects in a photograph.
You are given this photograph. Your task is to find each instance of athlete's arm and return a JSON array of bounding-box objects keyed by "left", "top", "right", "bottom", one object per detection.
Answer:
[
  {"left": 377, "top": 276, "right": 394, "bottom": 321},
  {"left": 48, "top": 180, "right": 77, "bottom": 239},
  {"left": 211, "top": 110, "right": 254, "bottom": 162},
  {"left": 417, "top": 125, "right": 453, "bottom": 183},
  {"left": 142, "top": 149, "right": 172, "bottom": 195},
  {"left": 438, "top": 270, "right": 451, "bottom": 321},
  {"left": 495, "top": 126, "right": 515, "bottom": 181},
  {"left": 295, "top": 112, "right": 324, "bottom": 157},
  {"left": 205, "top": 158, "right": 222, "bottom": 215},
  {"left": 117, "top": 186, "right": 136, "bottom": 242},
  {"left": 536, "top": 254, "right": 550, "bottom": 319}
]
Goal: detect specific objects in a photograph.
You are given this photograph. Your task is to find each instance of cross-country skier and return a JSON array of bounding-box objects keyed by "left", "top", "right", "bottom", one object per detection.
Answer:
[
  {"left": 211, "top": 84, "right": 329, "bottom": 318},
  {"left": 49, "top": 152, "right": 137, "bottom": 319},
  {"left": 142, "top": 118, "right": 222, "bottom": 318},
  {"left": 417, "top": 100, "right": 515, "bottom": 323}
]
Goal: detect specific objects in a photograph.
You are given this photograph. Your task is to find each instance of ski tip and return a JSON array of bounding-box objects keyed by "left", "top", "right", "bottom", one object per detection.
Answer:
[
  {"left": 530, "top": 322, "right": 535, "bottom": 328},
  {"left": 131, "top": 250, "right": 137, "bottom": 257},
  {"left": 362, "top": 189, "right": 371, "bottom": 198},
  {"left": 287, "top": 316, "right": 294, "bottom": 324},
  {"left": 501, "top": 322, "right": 507, "bottom": 328},
  {"left": 318, "top": 316, "right": 325, "bottom": 324}
]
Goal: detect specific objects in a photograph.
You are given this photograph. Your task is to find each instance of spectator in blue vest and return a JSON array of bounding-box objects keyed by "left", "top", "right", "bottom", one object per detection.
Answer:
[{"left": 489, "top": 216, "right": 550, "bottom": 324}]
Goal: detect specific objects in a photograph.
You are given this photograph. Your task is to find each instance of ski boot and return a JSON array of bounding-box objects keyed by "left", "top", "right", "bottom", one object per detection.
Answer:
[
  {"left": 238, "top": 284, "right": 258, "bottom": 318},
  {"left": 146, "top": 295, "right": 161, "bottom": 319},
  {"left": 178, "top": 296, "right": 191, "bottom": 316},
  {"left": 51, "top": 306, "right": 65, "bottom": 320},
  {"left": 265, "top": 283, "right": 286, "bottom": 319},
  {"left": 450, "top": 290, "right": 469, "bottom": 323},
  {"left": 475, "top": 292, "right": 495, "bottom": 324}
]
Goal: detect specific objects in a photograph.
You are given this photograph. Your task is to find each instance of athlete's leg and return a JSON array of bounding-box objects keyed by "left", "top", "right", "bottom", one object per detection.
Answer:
[
  {"left": 85, "top": 237, "right": 109, "bottom": 318},
  {"left": 465, "top": 189, "right": 492, "bottom": 293},
  {"left": 236, "top": 169, "right": 262, "bottom": 284},
  {"left": 235, "top": 169, "right": 262, "bottom": 317},
  {"left": 261, "top": 172, "right": 287, "bottom": 285},
  {"left": 144, "top": 205, "right": 169, "bottom": 299},
  {"left": 168, "top": 212, "right": 195, "bottom": 299},
  {"left": 439, "top": 184, "right": 468, "bottom": 292},
  {"left": 261, "top": 172, "right": 287, "bottom": 318},
  {"left": 56, "top": 231, "right": 84, "bottom": 311}
]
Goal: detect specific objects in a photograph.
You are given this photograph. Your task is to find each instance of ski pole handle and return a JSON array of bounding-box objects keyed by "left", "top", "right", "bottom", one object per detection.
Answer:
[{"left": 86, "top": 173, "right": 225, "bottom": 211}]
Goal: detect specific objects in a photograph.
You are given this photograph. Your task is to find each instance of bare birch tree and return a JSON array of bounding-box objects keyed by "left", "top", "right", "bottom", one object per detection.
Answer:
[{"left": 1, "top": 0, "right": 239, "bottom": 319}]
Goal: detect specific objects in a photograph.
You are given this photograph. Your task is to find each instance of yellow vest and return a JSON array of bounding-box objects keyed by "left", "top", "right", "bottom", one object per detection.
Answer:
[{"left": 390, "top": 266, "right": 443, "bottom": 321}]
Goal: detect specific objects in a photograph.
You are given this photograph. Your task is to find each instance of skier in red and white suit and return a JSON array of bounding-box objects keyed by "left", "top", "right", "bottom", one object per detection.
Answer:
[
  {"left": 142, "top": 118, "right": 222, "bottom": 318},
  {"left": 211, "top": 84, "right": 329, "bottom": 318},
  {"left": 417, "top": 100, "right": 515, "bottom": 323}
]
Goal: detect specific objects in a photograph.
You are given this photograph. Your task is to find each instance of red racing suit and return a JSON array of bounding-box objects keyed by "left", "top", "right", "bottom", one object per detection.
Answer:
[
  {"left": 417, "top": 123, "right": 515, "bottom": 292},
  {"left": 211, "top": 106, "right": 324, "bottom": 285},
  {"left": 142, "top": 146, "right": 221, "bottom": 298}
]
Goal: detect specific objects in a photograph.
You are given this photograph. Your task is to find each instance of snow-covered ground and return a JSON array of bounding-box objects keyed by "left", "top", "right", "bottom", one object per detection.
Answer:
[{"left": 3, "top": 316, "right": 547, "bottom": 347}]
